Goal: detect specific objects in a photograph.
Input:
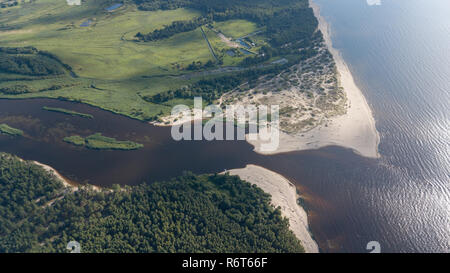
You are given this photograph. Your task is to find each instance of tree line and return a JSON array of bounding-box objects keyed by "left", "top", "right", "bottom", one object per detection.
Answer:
[
  {"left": 136, "top": 17, "right": 211, "bottom": 41},
  {"left": 133, "top": 0, "right": 319, "bottom": 52},
  {"left": 0, "top": 153, "right": 304, "bottom": 253}
]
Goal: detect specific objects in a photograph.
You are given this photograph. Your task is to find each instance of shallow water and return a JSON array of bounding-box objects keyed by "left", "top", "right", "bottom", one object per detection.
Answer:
[{"left": 0, "top": 99, "right": 256, "bottom": 185}]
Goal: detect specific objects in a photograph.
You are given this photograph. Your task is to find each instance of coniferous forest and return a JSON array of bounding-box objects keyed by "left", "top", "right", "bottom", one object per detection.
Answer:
[
  {"left": 134, "top": 0, "right": 318, "bottom": 50},
  {"left": 0, "top": 153, "right": 304, "bottom": 253}
]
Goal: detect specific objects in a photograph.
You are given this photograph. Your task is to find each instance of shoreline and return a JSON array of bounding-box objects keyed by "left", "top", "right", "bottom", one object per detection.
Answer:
[
  {"left": 224, "top": 164, "right": 319, "bottom": 253},
  {"left": 248, "top": 0, "right": 380, "bottom": 158},
  {"left": 32, "top": 158, "right": 319, "bottom": 252},
  {"left": 151, "top": 2, "right": 380, "bottom": 158}
]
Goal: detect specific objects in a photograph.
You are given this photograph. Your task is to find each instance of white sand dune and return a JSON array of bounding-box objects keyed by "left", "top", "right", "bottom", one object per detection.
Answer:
[{"left": 225, "top": 165, "right": 319, "bottom": 253}]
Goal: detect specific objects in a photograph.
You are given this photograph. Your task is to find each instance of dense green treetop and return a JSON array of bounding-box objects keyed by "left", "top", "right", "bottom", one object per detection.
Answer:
[{"left": 0, "top": 153, "right": 304, "bottom": 253}]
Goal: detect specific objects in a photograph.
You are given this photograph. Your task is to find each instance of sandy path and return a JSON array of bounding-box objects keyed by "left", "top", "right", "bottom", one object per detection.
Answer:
[
  {"left": 225, "top": 165, "right": 319, "bottom": 253},
  {"left": 33, "top": 160, "right": 319, "bottom": 252}
]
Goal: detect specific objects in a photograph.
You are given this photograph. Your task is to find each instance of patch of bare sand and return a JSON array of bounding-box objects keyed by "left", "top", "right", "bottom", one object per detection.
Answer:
[{"left": 225, "top": 164, "right": 319, "bottom": 253}]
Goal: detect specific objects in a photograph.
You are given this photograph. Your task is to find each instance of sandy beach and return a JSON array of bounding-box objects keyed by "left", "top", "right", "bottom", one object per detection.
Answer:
[
  {"left": 225, "top": 165, "right": 319, "bottom": 253},
  {"left": 33, "top": 160, "right": 319, "bottom": 252},
  {"left": 32, "top": 161, "right": 76, "bottom": 189},
  {"left": 153, "top": 0, "right": 380, "bottom": 158},
  {"left": 248, "top": 0, "right": 380, "bottom": 158}
]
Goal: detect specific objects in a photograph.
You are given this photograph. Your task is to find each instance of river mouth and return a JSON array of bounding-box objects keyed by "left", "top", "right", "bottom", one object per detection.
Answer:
[{"left": 0, "top": 98, "right": 412, "bottom": 253}]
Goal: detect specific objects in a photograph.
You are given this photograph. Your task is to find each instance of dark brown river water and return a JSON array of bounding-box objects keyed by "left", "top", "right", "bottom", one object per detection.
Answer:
[{"left": 0, "top": 98, "right": 445, "bottom": 253}]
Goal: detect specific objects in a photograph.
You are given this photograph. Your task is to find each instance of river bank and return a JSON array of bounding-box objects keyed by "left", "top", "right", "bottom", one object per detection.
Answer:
[
  {"left": 34, "top": 158, "right": 319, "bottom": 252},
  {"left": 32, "top": 157, "right": 319, "bottom": 252},
  {"left": 32, "top": 160, "right": 78, "bottom": 189},
  {"left": 225, "top": 164, "right": 319, "bottom": 253},
  {"left": 33, "top": 160, "right": 101, "bottom": 192},
  {"left": 152, "top": 1, "right": 380, "bottom": 158},
  {"left": 248, "top": 0, "right": 380, "bottom": 158}
]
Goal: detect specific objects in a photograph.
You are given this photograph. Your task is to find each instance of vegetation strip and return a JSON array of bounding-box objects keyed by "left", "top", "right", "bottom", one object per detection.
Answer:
[
  {"left": 42, "top": 106, "right": 93, "bottom": 119},
  {"left": 200, "top": 27, "right": 218, "bottom": 61},
  {"left": 64, "top": 133, "right": 143, "bottom": 150},
  {"left": 0, "top": 123, "right": 23, "bottom": 136},
  {"left": 0, "top": 153, "right": 304, "bottom": 253}
]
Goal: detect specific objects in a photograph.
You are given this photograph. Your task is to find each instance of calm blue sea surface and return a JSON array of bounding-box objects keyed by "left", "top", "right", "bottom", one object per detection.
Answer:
[{"left": 312, "top": 0, "right": 449, "bottom": 252}]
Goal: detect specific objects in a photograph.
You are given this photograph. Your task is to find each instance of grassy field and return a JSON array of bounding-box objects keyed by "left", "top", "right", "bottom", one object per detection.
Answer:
[
  {"left": 0, "top": 0, "right": 268, "bottom": 121},
  {"left": 64, "top": 133, "right": 144, "bottom": 150},
  {"left": 0, "top": 1, "right": 207, "bottom": 79},
  {"left": 63, "top": 135, "right": 85, "bottom": 146},
  {"left": 42, "top": 106, "right": 93, "bottom": 118}
]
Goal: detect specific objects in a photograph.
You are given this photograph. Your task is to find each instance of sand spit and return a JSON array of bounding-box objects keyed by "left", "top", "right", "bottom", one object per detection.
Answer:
[{"left": 225, "top": 164, "right": 319, "bottom": 253}]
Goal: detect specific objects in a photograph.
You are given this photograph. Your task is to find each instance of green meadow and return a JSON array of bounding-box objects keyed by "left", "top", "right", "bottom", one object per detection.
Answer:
[
  {"left": 0, "top": 0, "right": 268, "bottom": 121},
  {"left": 213, "top": 20, "right": 259, "bottom": 39}
]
